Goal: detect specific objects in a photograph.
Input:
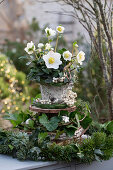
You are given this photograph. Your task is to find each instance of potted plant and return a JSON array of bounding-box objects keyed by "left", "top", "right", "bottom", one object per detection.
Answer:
[{"left": 23, "top": 25, "right": 85, "bottom": 109}]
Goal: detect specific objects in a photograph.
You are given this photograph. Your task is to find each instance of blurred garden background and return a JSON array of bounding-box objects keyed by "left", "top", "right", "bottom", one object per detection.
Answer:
[{"left": 0, "top": 0, "right": 112, "bottom": 128}]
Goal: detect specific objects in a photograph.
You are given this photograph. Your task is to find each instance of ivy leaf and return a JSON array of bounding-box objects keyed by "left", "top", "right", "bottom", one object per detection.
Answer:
[
  {"left": 39, "top": 114, "right": 48, "bottom": 127},
  {"left": 47, "top": 116, "right": 60, "bottom": 131},
  {"left": 4, "top": 112, "right": 29, "bottom": 127},
  {"left": 39, "top": 114, "right": 60, "bottom": 131}
]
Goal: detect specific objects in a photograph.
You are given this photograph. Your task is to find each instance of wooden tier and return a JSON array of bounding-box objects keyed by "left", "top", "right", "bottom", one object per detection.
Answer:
[{"left": 29, "top": 105, "right": 76, "bottom": 113}]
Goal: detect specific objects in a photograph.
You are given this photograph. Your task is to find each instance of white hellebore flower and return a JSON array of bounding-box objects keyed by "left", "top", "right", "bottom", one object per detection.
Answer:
[
  {"left": 25, "top": 118, "right": 31, "bottom": 125},
  {"left": 56, "top": 25, "right": 65, "bottom": 33},
  {"left": 63, "top": 51, "right": 72, "bottom": 61},
  {"left": 62, "top": 116, "right": 69, "bottom": 123},
  {"left": 45, "top": 27, "right": 56, "bottom": 37},
  {"left": 43, "top": 51, "right": 62, "bottom": 69},
  {"left": 77, "top": 51, "right": 85, "bottom": 65},
  {"left": 24, "top": 41, "right": 35, "bottom": 55},
  {"left": 45, "top": 43, "right": 52, "bottom": 50},
  {"left": 38, "top": 43, "right": 44, "bottom": 49}
]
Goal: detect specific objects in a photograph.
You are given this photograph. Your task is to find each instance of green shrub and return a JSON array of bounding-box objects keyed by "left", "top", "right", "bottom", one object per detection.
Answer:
[{"left": 92, "top": 132, "right": 106, "bottom": 148}]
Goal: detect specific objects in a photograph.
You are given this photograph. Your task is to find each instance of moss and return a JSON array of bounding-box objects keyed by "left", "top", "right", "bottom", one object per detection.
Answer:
[
  {"left": 101, "top": 135, "right": 113, "bottom": 160},
  {"left": 92, "top": 132, "right": 106, "bottom": 148},
  {"left": 81, "top": 138, "right": 95, "bottom": 163}
]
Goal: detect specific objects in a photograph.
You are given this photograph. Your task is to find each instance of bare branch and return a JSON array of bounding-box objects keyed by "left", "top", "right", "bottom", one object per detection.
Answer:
[{"left": 0, "top": 0, "right": 5, "bottom": 4}]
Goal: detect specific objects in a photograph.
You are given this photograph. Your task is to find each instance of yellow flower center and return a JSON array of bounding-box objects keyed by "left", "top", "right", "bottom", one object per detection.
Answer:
[
  {"left": 48, "top": 57, "right": 55, "bottom": 64},
  {"left": 64, "top": 53, "right": 69, "bottom": 58},
  {"left": 79, "top": 54, "right": 83, "bottom": 60},
  {"left": 57, "top": 27, "right": 62, "bottom": 32}
]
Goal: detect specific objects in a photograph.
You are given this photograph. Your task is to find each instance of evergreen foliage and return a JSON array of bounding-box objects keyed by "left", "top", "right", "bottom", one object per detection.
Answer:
[{"left": 0, "top": 129, "right": 113, "bottom": 163}]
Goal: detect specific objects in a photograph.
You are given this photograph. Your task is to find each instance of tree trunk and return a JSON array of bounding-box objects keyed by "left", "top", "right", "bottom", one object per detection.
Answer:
[{"left": 108, "top": 87, "right": 113, "bottom": 120}]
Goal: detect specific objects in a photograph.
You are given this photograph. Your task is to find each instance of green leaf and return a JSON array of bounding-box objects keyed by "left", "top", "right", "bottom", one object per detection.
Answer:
[
  {"left": 38, "top": 132, "right": 48, "bottom": 142},
  {"left": 26, "top": 61, "right": 31, "bottom": 65},
  {"left": 8, "top": 144, "right": 14, "bottom": 150},
  {"left": 42, "top": 68, "right": 49, "bottom": 74},
  {"left": 55, "top": 130, "right": 64, "bottom": 139},
  {"left": 4, "top": 112, "right": 29, "bottom": 127},
  {"left": 39, "top": 114, "right": 60, "bottom": 131},
  {"left": 58, "top": 48, "right": 67, "bottom": 55},
  {"left": 80, "top": 116, "right": 92, "bottom": 129},
  {"left": 60, "top": 110, "right": 68, "bottom": 116},
  {"left": 106, "top": 121, "right": 113, "bottom": 133},
  {"left": 73, "top": 41, "right": 77, "bottom": 47},
  {"left": 19, "top": 56, "right": 28, "bottom": 59},
  {"left": 47, "top": 117, "right": 60, "bottom": 131},
  {"left": 75, "top": 114, "right": 80, "bottom": 127},
  {"left": 39, "top": 114, "right": 48, "bottom": 127},
  {"left": 67, "top": 125, "right": 77, "bottom": 129},
  {"left": 64, "top": 127, "right": 75, "bottom": 137},
  {"left": 28, "top": 120, "right": 34, "bottom": 128}
]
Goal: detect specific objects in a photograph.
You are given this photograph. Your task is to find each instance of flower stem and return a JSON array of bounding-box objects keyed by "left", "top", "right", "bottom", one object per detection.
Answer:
[
  {"left": 34, "top": 51, "right": 38, "bottom": 59},
  {"left": 48, "top": 37, "right": 49, "bottom": 43},
  {"left": 72, "top": 46, "right": 74, "bottom": 56},
  {"left": 55, "top": 33, "right": 59, "bottom": 52}
]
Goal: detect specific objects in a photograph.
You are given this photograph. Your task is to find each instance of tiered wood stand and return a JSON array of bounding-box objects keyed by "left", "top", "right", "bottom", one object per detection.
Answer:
[
  {"left": 29, "top": 105, "right": 76, "bottom": 114},
  {"left": 29, "top": 105, "right": 88, "bottom": 144}
]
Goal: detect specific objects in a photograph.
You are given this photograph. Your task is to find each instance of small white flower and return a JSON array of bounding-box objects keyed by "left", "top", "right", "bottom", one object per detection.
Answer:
[
  {"left": 81, "top": 135, "right": 90, "bottom": 139},
  {"left": 25, "top": 118, "right": 31, "bottom": 125},
  {"left": 51, "top": 48, "right": 54, "bottom": 51},
  {"left": 45, "top": 43, "right": 52, "bottom": 50},
  {"left": 77, "top": 51, "right": 85, "bottom": 65},
  {"left": 12, "top": 48, "right": 17, "bottom": 53},
  {"left": 63, "top": 51, "right": 72, "bottom": 61},
  {"left": 43, "top": 51, "right": 62, "bottom": 69},
  {"left": 62, "top": 116, "right": 69, "bottom": 123},
  {"left": 56, "top": 25, "right": 65, "bottom": 33},
  {"left": 24, "top": 41, "right": 35, "bottom": 55},
  {"left": 53, "top": 77, "right": 58, "bottom": 83},
  {"left": 38, "top": 43, "right": 44, "bottom": 49},
  {"left": 45, "top": 27, "right": 56, "bottom": 37},
  {"left": 59, "top": 77, "right": 64, "bottom": 82}
]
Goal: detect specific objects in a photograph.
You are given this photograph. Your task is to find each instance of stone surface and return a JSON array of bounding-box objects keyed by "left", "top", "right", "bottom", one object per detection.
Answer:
[
  {"left": 0, "top": 155, "right": 57, "bottom": 170},
  {"left": 0, "top": 154, "right": 113, "bottom": 170}
]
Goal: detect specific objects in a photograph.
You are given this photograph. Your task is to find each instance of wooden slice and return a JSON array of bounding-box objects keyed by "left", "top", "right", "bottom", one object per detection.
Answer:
[{"left": 29, "top": 105, "right": 76, "bottom": 113}]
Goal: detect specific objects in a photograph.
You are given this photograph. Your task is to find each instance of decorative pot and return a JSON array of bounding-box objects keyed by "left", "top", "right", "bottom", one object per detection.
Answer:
[{"left": 40, "top": 83, "right": 73, "bottom": 102}]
